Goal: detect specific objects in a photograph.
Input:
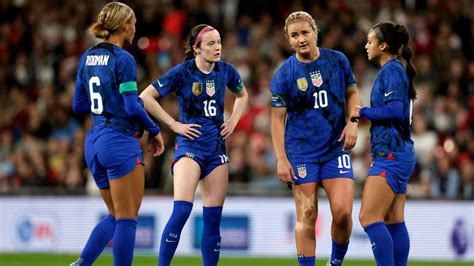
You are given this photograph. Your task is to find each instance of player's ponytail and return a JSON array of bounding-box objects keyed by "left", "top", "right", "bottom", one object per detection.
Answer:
[
  {"left": 401, "top": 45, "right": 417, "bottom": 99},
  {"left": 88, "top": 2, "right": 134, "bottom": 40}
]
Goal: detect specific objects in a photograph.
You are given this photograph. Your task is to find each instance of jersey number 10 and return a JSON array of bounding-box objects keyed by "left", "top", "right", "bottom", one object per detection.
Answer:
[{"left": 313, "top": 90, "right": 328, "bottom": 109}]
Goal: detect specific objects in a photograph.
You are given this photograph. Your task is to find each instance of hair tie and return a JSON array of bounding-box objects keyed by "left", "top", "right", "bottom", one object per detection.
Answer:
[{"left": 193, "top": 26, "right": 215, "bottom": 47}]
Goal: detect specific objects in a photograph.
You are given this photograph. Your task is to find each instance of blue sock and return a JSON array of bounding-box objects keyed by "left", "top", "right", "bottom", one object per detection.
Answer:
[
  {"left": 329, "top": 240, "right": 349, "bottom": 266},
  {"left": 387, "top": 222, "right": 410, "bottom": 266},
  {"left": 201, "top": 206, "right": 223, "bottom": 266},
  {"left": 113, "top": 218, "right": 137, "bottom": 266},
  {"left": 364, "top": 222, "right": 394, "bottom": 266},
  {"left": 78, "top": 214, "right": 116, "bottom": 266},
  {"left": 297, "top": 255, "right": 315, "bottom": 266},
  {"left": 158, "top": 201, "right": 193, "bottom": 266}
]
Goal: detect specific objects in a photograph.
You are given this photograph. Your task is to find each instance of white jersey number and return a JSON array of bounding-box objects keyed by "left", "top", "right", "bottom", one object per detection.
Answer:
[
  {"left": 337, "top": 154, "right": 351, "bottom": 169},
  {"left": 219, "top": 154, "right": 229, "bottom": 163},
  {"left": 89, "top": 76, "right": 103, "bottom": 114},
  {"left": 313, "top": 90, "right": 328, "bottom": 109},
  {"left": 409, "top": 100, "right": 413, "bottom": 125},
  {"left": 203, "top": 99, "right": 217, "bottom": 117}
]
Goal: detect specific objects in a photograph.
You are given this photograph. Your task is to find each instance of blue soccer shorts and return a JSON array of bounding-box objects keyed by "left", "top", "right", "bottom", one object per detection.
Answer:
[
  {"left": 172, "top": 147, "right": 229, "bottom": 180},
  {"left": 85, "top": 126, "right": 144, "bottom": 189},
  {"left": 368, "top": 159, "right": 416, "bottom": 194},
  {"left": 290, "top": 154, "right": 354, "bottom": 185}
]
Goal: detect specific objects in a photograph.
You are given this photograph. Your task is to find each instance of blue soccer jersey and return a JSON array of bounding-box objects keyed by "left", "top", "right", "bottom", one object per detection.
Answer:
[
  {"left": 151, "top": 59, "right": 243, "bottom": 156},
  {"left": 270, "top": 48, "right": 357, "bottom": 162},
  {"left": 75, "top": 42, "right": 142, "bottom": 133},
  {"left": 366, "top": 59, "right": 415, "bottom": 161}
]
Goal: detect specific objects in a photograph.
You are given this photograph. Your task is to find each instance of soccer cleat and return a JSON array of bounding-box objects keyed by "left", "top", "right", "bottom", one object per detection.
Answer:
[
  {"left": 326, "top": 259, "right": 342, "bottom": 266},
  {"left": 69, "top": 258, "right": 83, "bottom": 266}
]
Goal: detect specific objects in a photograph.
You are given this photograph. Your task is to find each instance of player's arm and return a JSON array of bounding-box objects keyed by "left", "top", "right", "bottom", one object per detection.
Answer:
[
  {"left": 121, "top": 84, "right": 160, "bottom": 136},
  {"left": 73, "top": 83, "right": 90, "bottom": 113},
  {"left": 351, "top": 69, "right": 405, "bottom": 122},
  {"left": 140, "top": 85, "right": 176, "bottom": 129},
  {"left": 271, "top": 107, "right": 287, "bottom": 161},
  {"left": 359, "top": 101, "right": 404, "bottom": 121},
  {"left": 140, "top": 84, "right": 201, "bottom": 140},
  {"left": 72, "top": 67, "right": 90, "bottom": 114},
  {"left": 221, "top": 87, "right": 248, "bottom": 139},
  {"left": 271, "top": 106, "right": 295, "bottom": 183},
  {"left": 345, "top": 85, "right": 360, "bottom": 121},
  {"left": 339, "top": 86, "right": 360, "bottom": 150}
]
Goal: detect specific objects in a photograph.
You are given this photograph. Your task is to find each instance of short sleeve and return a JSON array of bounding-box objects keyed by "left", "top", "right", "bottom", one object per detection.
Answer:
[
  {"left": 270, "top": 66, "right": 289, "bottom": 107},
  {"left": 117, "top": 52, "right": 137, "bottom": 85},
  {"left": 151, "top": 64, "right": 182, "bottom": 98},
  {"left": 380, "top": 66, "right": 406, "bottom": 103},
  {"left": 226, "top": 63, "right": 244, "bottom": 93},
  {"left": 337, "top": 51, "right": 357, "bottom": 89}
]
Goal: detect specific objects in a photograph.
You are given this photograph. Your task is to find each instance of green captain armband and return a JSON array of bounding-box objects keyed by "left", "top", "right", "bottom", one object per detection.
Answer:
[
  {"left": 346, "top": 83, "right": 357, "bottom": 90},
  {"left": 119, "top": 81, "right": 138, "bottom": 94},
  {"left": 234, "top": 81, "right": 244, "bottom": 93}
]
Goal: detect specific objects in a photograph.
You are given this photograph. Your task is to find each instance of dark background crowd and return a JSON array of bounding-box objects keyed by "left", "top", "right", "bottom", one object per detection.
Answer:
[{"left": 0, "top": 0, "right": 472, "bottom": 199}]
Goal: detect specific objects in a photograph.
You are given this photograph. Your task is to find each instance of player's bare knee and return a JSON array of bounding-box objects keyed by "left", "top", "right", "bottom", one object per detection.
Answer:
[
  {"left": 333, "top": 208, "right": 352, "bottom": 227},
  {"left": 299, "top": 205, "right": 317, "bottom": 228},
  {"left": 359, "top": 210, "right": 380, "bottom": 228}
]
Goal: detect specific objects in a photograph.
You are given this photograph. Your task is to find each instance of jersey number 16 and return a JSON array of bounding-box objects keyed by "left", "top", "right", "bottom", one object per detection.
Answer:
[{"left": 203, "top": 99, "right": 217, "bottom": 117}]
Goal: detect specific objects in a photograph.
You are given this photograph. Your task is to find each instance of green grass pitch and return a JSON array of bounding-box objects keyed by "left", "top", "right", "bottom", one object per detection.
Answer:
[{"left": 0, "top": 253, "right": 472, "bottom": 266}]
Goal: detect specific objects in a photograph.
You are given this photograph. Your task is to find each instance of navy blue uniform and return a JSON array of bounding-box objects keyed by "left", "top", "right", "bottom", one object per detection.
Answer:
[
  {"left": 363, "top": 59, "right": 416, "bottom": 193},
  {"left": 74, "top": 42, "right": 156, "bottom": 188},
  {"left": 151, "top": 59, "right": 243, "bottom": 178},
  {"left": 271, "top": 48, "right": 357, "bottom": 184}
]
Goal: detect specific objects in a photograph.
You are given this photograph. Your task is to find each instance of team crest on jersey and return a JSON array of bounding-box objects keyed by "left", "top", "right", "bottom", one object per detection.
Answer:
[
  {"left": 296, "top": 78, "right": 308, "bottom": 92},
  {"left": 310, "top": 71, "right": 323, "bottom": 87},
  {"left": 206, "top": 80, "right": 215, "bottom": 96},
  {"left": 192, "top": 82, "right": 202, "bottom": 96},
  {"left": 297, "top": 164, "right": 307, "bottom": 178}
]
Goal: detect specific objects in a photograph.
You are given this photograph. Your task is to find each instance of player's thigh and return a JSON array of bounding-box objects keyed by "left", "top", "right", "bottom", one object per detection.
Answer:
[
  {"left": 200, "top": 163, "right": 229, "bottom": 207},
  {"left": 109, "top": 164, "right": 145, "bottom": 219},
  {"left": 322, "top": 178, "right": 354, "bottom": 217},
  {"left": 173, "top": 157, "right": 201, "bottom": 202},
  {"left": 99, "top": 188, "right": 115, "bottom": 215},
  {"left": 293, "top": 182, "right": 319, "bottom": 220},
  {"left": 359, "top": 175, "right": 395, "bottom": 227},
  {"left": 384, "top": 194, "right": 406, "bottom": 224}
]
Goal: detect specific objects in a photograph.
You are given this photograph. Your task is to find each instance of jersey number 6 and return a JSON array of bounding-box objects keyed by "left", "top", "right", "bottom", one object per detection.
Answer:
[{"left": 89, "top": 76, "right": 103, "bottom": 114}]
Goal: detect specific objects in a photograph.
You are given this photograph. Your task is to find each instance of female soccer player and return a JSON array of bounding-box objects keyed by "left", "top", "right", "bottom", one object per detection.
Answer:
[
  {"left": 353, "top": 22, "right": 416, "bottom": 266},
  {"left": 270, "top": 11, "right": 360, "bottom": 266},
  {"left": 70, "top": 2, "right": 164, "bottom": 266},
  {"left": 140, "top": 24, "right": 248, "bottom": 266}
]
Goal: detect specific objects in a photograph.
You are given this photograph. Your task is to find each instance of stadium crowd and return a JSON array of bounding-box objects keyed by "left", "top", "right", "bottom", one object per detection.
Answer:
[{"left": 0, "top": 0, "right": 472, "bottom": 199}]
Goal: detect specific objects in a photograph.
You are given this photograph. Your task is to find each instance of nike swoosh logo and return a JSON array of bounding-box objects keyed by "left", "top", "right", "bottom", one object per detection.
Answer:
[
  {"left": 339, "top": 170, "right": 350, "bottom": 174},
  {"left": 214, "top": 248, "right": 220, "bottom": 252},
  {"left": 165, "top": 239, "right": 177, "bottom": 243},
  {"left": 157, "top": 79, "right": 164, "bottom": 87},
  {"left": 384, "top": 91, "right": 394, "bottom": 97}
]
